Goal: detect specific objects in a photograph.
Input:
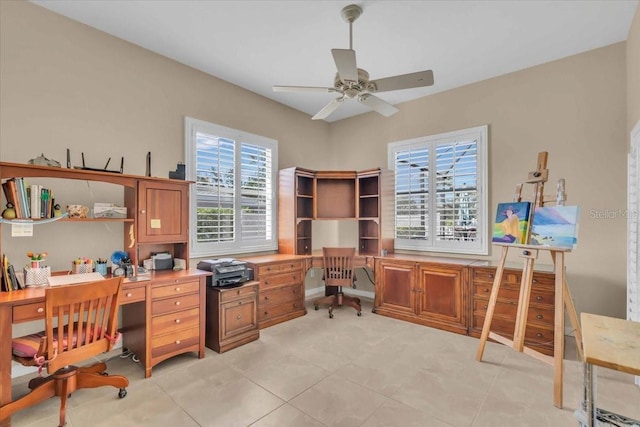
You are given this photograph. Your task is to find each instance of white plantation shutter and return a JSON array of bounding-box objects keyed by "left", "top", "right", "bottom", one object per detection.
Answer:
[
  {"left": 389, "top": 125, "right": 488, "bottom": 255},
  {"left": 186, "top": 118, "right": 278, "bottom": 257}
]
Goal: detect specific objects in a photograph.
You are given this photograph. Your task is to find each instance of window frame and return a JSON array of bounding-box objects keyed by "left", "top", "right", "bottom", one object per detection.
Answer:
[
  {"left": 185, "top": 117, "right": 278, "bottom": 257},
  {"left": 388, "top": 125, "right": 489, "bottom": 255}
]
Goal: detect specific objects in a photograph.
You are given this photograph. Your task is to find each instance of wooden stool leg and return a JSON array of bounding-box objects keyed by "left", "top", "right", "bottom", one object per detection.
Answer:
[
  {"left": 476, "top": 246, "right": 508, "bottom": 361},
  {"left": 563, "top": 277, "right": 583, "bottom": 360}
]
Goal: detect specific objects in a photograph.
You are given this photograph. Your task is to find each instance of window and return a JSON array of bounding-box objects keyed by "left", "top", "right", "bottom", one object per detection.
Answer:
[
  {"left": 388, "top": 125, "right": 488, "bottom": 255},
  {"left": 185, "top": 117, "right": 278, "bottom": 257}
]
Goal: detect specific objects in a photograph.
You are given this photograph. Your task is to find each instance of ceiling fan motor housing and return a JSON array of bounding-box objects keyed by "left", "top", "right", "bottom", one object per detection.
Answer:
[{"left": 334, "top": 68, "right": 374, "bottom": 98}]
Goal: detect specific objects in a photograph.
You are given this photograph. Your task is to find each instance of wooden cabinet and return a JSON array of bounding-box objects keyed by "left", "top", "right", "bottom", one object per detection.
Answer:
[
  {"left": 205, "top": 282, "right": 259, "bottom": 353},
  {"left": 374, "top": 255, "right": 473, "bottom": 335},
  {"left": 122, "top": 270, "right": 207, "bottom": 378},
  {"left": 240, "top": 254, "right": 309, "bottom": 329},
  {"left": 278, "top": 167, "right": 394, "bottom": 256},
  {"left": 0, "top": 162, "right": 205, "bottom": 378},
  {"left": 468, "top": 265, "right": 555, "bottom": 356}
]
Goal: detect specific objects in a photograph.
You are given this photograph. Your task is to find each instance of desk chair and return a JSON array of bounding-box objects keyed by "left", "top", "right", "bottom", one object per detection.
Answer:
[
  {"left": 1, "top": 277, "right": 128, "bottom": 427},
  {"left": 314, "top": 247, "right": 362, "bottom": 318}
]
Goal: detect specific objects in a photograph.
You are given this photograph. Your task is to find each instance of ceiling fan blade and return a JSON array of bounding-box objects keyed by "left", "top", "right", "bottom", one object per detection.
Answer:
[
  {"left": 273, "top": 85, "right": 337, "bottom": 93},
  {"left": 358, "top": 94, "right": 399, "bottom": 117},
  {"left": 331, "top": 49, "right": 358, "bottom": 83},
  {"left": 312, "top": 97, "right": 345, "bottom": 120},
  {"left": 370, "top": 70, "right": 434, "bottom": 93}
]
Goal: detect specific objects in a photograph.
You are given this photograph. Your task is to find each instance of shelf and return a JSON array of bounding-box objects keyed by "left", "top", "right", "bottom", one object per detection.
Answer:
[
  {"left": 1, "top": 213, "right": 69, "bottom": 225},
  {"left": 61, "top": 218, "right": 134, "bottom": 223}
]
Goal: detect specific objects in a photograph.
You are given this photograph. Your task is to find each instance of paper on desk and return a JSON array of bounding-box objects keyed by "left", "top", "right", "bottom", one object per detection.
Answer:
[{"left": 47, "top": 272, "right": 105, "bottom": 286}]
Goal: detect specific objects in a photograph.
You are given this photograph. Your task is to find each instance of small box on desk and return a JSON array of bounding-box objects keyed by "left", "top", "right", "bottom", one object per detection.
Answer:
[
  {"left": 72, "top": 263, "right": 93, "bottom": 274},
  {"left": 23, "top": 266, "right": 51, "bottom": 287}
]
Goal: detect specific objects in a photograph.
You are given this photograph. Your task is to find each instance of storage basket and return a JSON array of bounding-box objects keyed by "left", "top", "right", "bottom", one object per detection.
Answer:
[{"left": 23, "top": 266, "right": 51, "bottom": 286}]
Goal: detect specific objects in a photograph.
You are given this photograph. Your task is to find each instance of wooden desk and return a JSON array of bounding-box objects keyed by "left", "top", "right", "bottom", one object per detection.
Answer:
[
  {"left": 577, "top": 313, "right": 640, "bottom": 427},
  {"left": 0, "top": 269, "right": 210, "bottom": 426}
]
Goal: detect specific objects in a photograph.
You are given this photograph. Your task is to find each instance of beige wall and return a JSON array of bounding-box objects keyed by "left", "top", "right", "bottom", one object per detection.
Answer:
[
  {"left": 629, "top": 5, "right": 640, "bottom": 134},
  {"left": 0, "top": 1, "right": 633, "bottom": 318},
  {"left": 329, "top": 43, "right": 629, "bottom": 317}
]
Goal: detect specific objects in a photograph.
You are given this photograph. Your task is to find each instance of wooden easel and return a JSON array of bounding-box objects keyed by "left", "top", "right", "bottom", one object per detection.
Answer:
[{"left": 475, "top": 152, "right": 583, "bottom": 409}]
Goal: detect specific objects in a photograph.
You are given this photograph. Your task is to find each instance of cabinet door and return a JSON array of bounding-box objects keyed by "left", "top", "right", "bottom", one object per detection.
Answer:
[
  {"left": 375, "top": 260, "right": 415, "bottom": 315},
  {"left": 138, "top": 180, "right": 188, "bottom": 243},
  {"left": 221, "top": 297, "right": 258, "bottom": 341},
  {"left": 417, "top": 264, "right": 464, "bottom": 325}
]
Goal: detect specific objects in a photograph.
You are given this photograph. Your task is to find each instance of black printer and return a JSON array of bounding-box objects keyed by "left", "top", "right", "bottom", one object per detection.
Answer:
[{"left": 197, "top": 258, "right": 252, "bottom": 287}]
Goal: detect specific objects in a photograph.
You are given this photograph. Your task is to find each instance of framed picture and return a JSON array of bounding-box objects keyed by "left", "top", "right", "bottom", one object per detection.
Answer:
[{"left": 492, "top": 202, "right": 532, "bottom": 244}]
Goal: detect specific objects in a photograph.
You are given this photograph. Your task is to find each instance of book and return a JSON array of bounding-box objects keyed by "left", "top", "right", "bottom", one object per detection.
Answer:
[
  {"left": 530, "top": 206, "right": 580, "bottom": 249},
  {"left": 492, "top": 202, "right": 531, "bottom": 244}
]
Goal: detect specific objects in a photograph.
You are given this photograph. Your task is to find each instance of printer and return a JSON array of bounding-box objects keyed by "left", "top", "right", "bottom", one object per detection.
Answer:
[{"left": 197, "top": 258, "right": 252, "bottom": 287}]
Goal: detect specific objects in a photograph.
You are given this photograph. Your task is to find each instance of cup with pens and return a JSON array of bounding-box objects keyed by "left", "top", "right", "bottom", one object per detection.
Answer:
[
  {"left": 72, "top": 257, "right": 93, "bottom": 274},
  {"left": 95, "top": 258, "right": 108, "bottom": 276}
]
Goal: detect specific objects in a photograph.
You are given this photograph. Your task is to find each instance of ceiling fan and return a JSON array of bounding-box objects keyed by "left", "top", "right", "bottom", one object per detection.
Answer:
[{"left": 273, "top": 4, "right": 434, "bottom": 121}]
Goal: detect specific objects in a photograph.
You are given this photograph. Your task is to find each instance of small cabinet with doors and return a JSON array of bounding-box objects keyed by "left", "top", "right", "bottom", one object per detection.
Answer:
[
  {"left": 374, "top": 255, "right": 474, "bottom": 335},
  {"left": 205, "top": 281, "right": 259, "bottom": 353}
]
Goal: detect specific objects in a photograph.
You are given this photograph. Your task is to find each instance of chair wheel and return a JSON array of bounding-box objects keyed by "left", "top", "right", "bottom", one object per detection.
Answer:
[
  {"left": 357, "top": 311, "right": 362, "bottom": 317},
  {"left": 329, "top": 313, "right": 334, "bottom": 319},
  {"left": 314, "top": 305, "right": 319, "bottom": 311},
  {"left": 118, "top": 388, "right": 127, "bottom": 399},
  {"left": 100, "top": 372, "right": 108, "bottom": 376}
]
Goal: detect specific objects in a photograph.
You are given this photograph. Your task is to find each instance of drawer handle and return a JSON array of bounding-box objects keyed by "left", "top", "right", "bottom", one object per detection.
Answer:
[
  {"left": 267, "top": 267, "right": 271, "bottom": 271},
  {"left": 484, "top": 304, "right": 488, "bottom": 309},
  {"left": 293, "top": 275, "right": 297, "bottom": 280},
  {"left": 536, "top": 314, "right": 543, "bottom": 320},
  {"left": 175, "top": 340, "right": 181, "bottom": 344},
  {"left": 536, "top": 333, "right": 543, "bottom": 338},
  {"left": 264, "top": 296, "right": 269, "bottom": 301},
  {"left": 236, "top": 314, "right": 242, "bottom": 320},
  {"left": 293, "top": 303, "right": 298, "bottom": 308},
  {"left": 237, "top": 290, "right": 241, "bottom": 295},
  {"left": 37, "top": 307, "right": 44, "bottom": 313},
  {"left": 264, "top": 311, "right": 268, "bottom": 315},
  {"left": 238, "top": 301, "right": 242, "bottom": 305},
  {"left": 175, "top": 301, "right": 181, "bottom": 306},
  {"left": 175, "top": 319, "right": 181, "bottom": 324},
  {"left": 483, "top": 288, "right": 489, "bottom": 293},
  {"left": 489, "top": 274, "right": 494, "bottom": 278},
  {"left": 126, "top": 293, "right": 133, "bottom": 298},
  {"left": 175, "top": 287, "right": 181, "bottom": 292},
  {"left": 292, "top": 289, "right": 297, "bottom": 294},
  {"left": 175, "top": 280, "right": 180, "bottom": 283},
  {"left": 265, "top": 280, "right": 269, "bottom": 285},
  {"left": 532, "top": 279, "right": 538, "bottom": 284},
  {"left": 536, "top": 296, "right": 543, "bottom": 301}
]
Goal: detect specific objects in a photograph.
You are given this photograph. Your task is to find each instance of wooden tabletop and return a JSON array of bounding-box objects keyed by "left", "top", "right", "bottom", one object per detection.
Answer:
[{"left": 581, "top": 312, "right": 640, "bottom": 375}]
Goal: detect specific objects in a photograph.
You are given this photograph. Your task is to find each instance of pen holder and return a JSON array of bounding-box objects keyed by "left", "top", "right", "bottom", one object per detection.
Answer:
[
  {"left": 24, "top": 266, "right": 51, "bottom": 286},
  {"left": 96, "top": 262, "right": 108, "bottom": 276},
  {"left": 72, "top": 263, "right": 93, "bottom": 274}
]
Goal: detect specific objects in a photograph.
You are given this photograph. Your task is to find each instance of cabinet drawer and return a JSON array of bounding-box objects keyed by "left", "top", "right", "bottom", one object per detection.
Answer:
[
  {"left": 474, "top": 285, "right": 554, "bottom": 307},
  {"left": 258, "top": 297, "right": 304, "bottom": 321},
  {"left": 151, "top": 326, "right": 200, "bottom": 357},
  {"left": 473, "top": 315, "right": 554, "bottom": 346},
  {"left": 260, "top": 271, "right": 302, "bottom": 289},
  {"left": 473, "top": 300, "right": 554, "bottom": 325},
  {"left": 257, "top": 261, "right": 303, "bottom": 276},
  {"left": 121, "top": 286, "right": 146, "bottom": 304},
  {"left": 473, "top": 268, "right": 520, "bottom": 285},
  {"left": 13, "top": 302, "right": 45, "bottom": 323},
  {"left": 219, "top": 285, "right": 257, "bottom": 303},
  {"left": 152, "top": 293, "right": 200, "bottom": 316},
  {"left": 151, "top": 280, "right": 199, "bottom": 299},
  {"left": 259, "top": 284, "right": 302, "bottom": 307},
  {"left": 152, "top": 307, "right": 200, "bottom": 336},
  {"left": 221, "top": 297, "right": 258, "bottom": 339}
]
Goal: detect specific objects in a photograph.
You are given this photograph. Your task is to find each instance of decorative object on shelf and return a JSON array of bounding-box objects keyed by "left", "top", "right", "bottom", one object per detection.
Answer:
[
  {"left": 169, "top": 162, "right": 185, "bottom": 180},
  {"left": 66, "top": 204, "right": 89, "bottom": 218},
  {"left": 2, "top": 202, "right": 16, "bottom": 219},
  {"left": 26, "top": 251, "right": 47, "bottom": 268},
  {"left": 93, "top": 203, "right": 127, "bottom": 219},
  {"left": 27, "top": 153, "right": 61, "bottom": 168},
  {"left": 53, "top": 204, "right": 63, "bottom": 217}
]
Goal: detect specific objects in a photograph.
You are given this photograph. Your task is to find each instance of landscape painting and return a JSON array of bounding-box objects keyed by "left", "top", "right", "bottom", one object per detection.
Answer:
[{"left": 530, "top": 206, "right": 579, "bottom": 249}]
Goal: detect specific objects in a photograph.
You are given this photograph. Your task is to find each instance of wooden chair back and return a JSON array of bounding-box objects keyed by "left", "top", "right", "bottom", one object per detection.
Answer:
[
  {"left": 322, "top": 247, "right": 356, "bottom": 289},
  {"left": 43, "top": 277, "right": 123, "bottom": 373}
]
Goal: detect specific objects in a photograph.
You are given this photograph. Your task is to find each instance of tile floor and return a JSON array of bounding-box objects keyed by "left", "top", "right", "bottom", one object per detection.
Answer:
[{"left": 9, "top": 299, "right": 640, "bottom": 427}]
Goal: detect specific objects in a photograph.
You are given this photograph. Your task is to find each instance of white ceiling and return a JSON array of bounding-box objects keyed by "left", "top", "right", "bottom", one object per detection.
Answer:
[{"left": 32, "top": 0, "right": 638, "bottom": 122}]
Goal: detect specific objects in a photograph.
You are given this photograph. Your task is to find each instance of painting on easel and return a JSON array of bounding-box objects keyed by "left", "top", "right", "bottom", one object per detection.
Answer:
[
  {"left": 530, "top": 206, "right": 579, "bottom": 248},
  {"left": 492, "top": 202, "right": 531, "bottom": 244}
]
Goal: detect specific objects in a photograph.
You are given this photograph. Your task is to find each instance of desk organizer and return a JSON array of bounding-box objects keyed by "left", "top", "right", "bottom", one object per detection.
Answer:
[
  {"left": 24, "top": 266, "right": 51, "bottom": 286},
  {"left": 72, "top": 263, "right": 93, "bottom": 274}
]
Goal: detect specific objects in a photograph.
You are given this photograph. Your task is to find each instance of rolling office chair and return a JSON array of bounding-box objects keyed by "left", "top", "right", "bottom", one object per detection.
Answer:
[
  {"left": 314, "top": 247, "right": 362, "bottom": 318},
  {"left": 1, "top": 277, "right": 128, "bottom": 427}
]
